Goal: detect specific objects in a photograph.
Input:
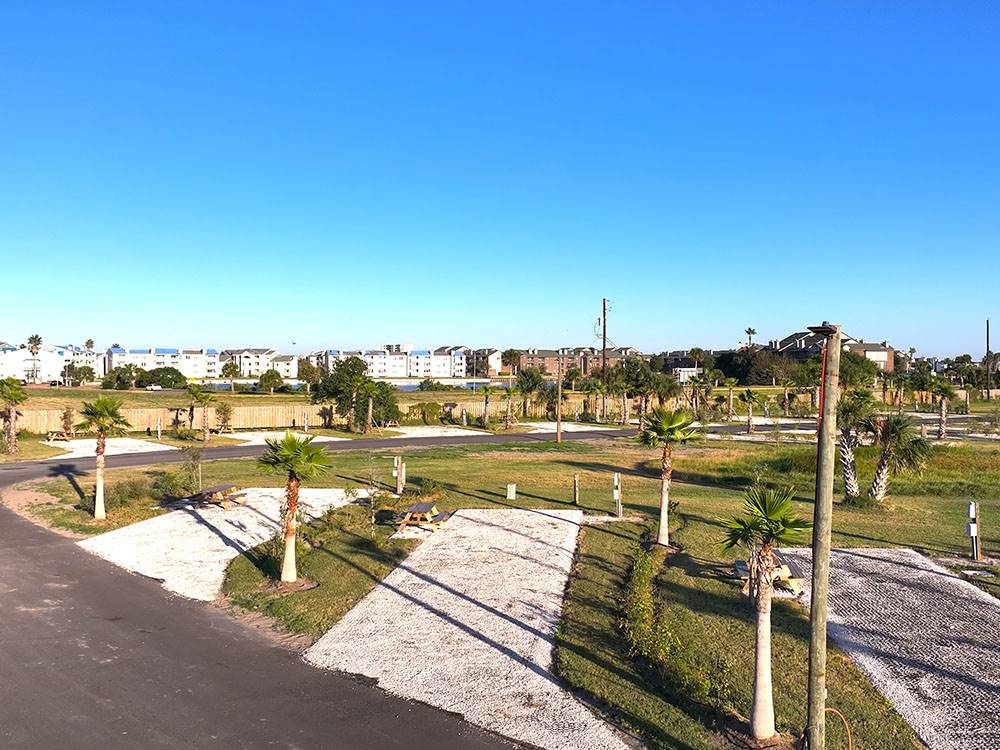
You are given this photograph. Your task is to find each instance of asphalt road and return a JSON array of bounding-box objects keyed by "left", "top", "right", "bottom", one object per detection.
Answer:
[{"left": 0, "top": 428, "right": 631, "bottom": 750}]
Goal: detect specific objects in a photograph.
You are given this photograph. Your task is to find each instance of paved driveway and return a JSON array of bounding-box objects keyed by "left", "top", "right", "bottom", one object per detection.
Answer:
[{"left": 783, "top": 547, "right": 1000, "bottom": 750}]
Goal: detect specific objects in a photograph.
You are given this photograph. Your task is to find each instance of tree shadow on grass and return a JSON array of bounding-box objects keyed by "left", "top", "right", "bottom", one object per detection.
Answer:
[{"left": 46, "top": 463, "right": 88, "bottom": 502}]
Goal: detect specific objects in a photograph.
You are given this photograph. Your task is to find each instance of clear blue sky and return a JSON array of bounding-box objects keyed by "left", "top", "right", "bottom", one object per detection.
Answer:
[{"left": 2, "top": 2, "right": 997, "bottom": 357}]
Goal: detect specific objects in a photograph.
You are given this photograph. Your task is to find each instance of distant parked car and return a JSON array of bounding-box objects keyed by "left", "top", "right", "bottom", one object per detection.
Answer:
[
  {"left": 145, "top": 384, "right": 163, "bottom": 391},
  {"left": 48, "top": 380, "right": 62, "bottom": 387}
]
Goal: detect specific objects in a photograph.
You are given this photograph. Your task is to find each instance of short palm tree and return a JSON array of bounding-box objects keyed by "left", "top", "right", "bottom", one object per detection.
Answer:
[
  {"left": 186, "top": 385, "right": 216, "bottom": 441},
  {"left": 481, "top": 384, "right": 495, "bottom": 427},
  {"left": 723, "top": 377, "right": 739, "bottom": 421},
  {"left": 0, "top": 378, "right": 29, "bottom": 455},
  {"left": 836, "top": 389, "right": 877, "bottom": 503},
  {"left": 779, "top": 379, "right": 795, "bottom": 418},
  {"left": 652, "top": 372, "right": 682, "bottom": 409},
  {"left": 502, "top": 384, "right": 520, "bottom": 429},
  {"left": 930, "top": 380, "right": 957, "bottom": 439},
  {"left": 638, "top": 408, "right": 701, "bottom": 546},
  {"left": 863, "top": 415, "right": 931, "bottom": 504},
  {"left": 738, "top": 389, "right": 765, "bottom": 433},
  {"left": 357, "top": 380, "right": 379, "bottom": 433},
  {"left": 745, "top": 327, "right": 757, "bottom": 347},
  {"left": 257, "top": 433, "right": 333, "bottom": 583},
  {"left": 76, "top": 397, "right": 131, "bottom": 520},
  {"left": 721, "top": 486, "right": 811, "bottom": 741}
]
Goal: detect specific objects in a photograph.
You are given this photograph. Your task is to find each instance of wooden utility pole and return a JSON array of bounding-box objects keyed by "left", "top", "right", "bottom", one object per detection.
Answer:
[
  {"left": 556, "top": 356, "right": 563, "bottom": 443},
  {"left": 601, "top": 298, "right": 608, "bottom": 420},
  {"left": 806, "top": 323, "right": 842, "bottom": 750},
  {"left": 987, "top": 319, "right": 993, "bottom": 401}
]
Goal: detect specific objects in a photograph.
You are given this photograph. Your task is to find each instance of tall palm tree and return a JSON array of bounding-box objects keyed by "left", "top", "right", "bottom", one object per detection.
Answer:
[
  {"left": 502, "top": 384, "right": 520, "bottom": 429},
  {"left": 652, "top": 372, "right": 682, "bottom": 408},
  {"left": 76, "top": 397, "right": 131, "bottom": 520},
  {"left": 257, "top": 433, "right": 332, "bottom": 583},
  {"left": 779, "top": 379, "right": 795, "bottom": 418},
  {"left": 637, "top": 408, "right": 701, "bottom": 546},
  {"left": 0, "top": 378, "right": 29, "bottom": 455},
  {"left": 745, "top": 327, "right": 757, "bottom": 347},
  {"left": 689, "top": 373, "right": 713, "bottom": 416},
  {"left": 863, "top": 415, "right": 931, "bottom": 504},
  {"left": 738, "top": 389, "right": 765, "bottom": 433},
  {"left": 26, "top": 334, "right": 42, "bottom": 382},
  {"left": 516, "top": 368, "right": 544, "bottom": 417},
  {"left": 931, "top": 380, "right": 957, "bottom": 439},
  {"left": 84, "top": 338, "right": 95, "bottom": 351},
  {"left": 582, "top": 378, "right": 604, "bottom": 418},
  {"left": 186, "top": 385, "right": 216, "bottom": 441},
  {"left": 480, "top": 384, "right": 495, "bottom": 427},
  {"left": 723, "top": 378, "right": 739, "bottom": 421},
  {"left": 721, "top": 486, "right": 811, "bottom": 741},
  {"left": 837, "top": 389, "right": 876, "bottom": 502},
  {"left": 357, "top": 380, "right": 379, "bottom": 433}
]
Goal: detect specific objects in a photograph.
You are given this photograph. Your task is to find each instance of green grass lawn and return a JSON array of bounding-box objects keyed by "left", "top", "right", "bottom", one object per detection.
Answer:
[
  {"left": 0, "top": 435, "right": 66, "bottom": 462},
  {"left": 18, "top": 386, "right": 310, "bottom": 410},
  {"left": 18, "top": 437, "right": 1000, "bottom": 748}
]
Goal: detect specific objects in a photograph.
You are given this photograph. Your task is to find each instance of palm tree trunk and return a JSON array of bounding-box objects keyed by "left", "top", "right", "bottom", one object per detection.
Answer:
[
  {"left": 188, "top": 405, "right": 195, "bottom": 429},
  {"left": 94, "top": 432, "right": 107, "bottom": 520},
  {"left": 839, "top": 430, "right": 860, "bottom": 500},
  {"left": 751, "top": 560, "right": 777, "bottom": 740},
  {"left": 782, "top": 388, "right": 790, "bottom": 418},
  {"left": 365, "top": 396, "right": 373, "bottom": 434},
  {"left": 621, "top": 393, "right": 627, "bottom": 425},
  {"left": 656, "top": 445, "right": 673, "bottom": 546},
  {"left": 349, "top": 390, "right": 357, "bottom": 430},
  {"left": 281, "top": 473, "right": 300, "bottom": 583},
  {"left": 505, "top": 396, "right": 513, "bottom": 428},
  {"left": 938, "top": 397, "right": 947, "bottom": 439},
  {"left": 4, "top": 406, "right": 17, "bottom": 455},
  {"left": 747, "top": 404, "right": 754, "bottom": 434},
  {"left": 869, "top": 450, "right": 891, "bottom": 504},
  {"left": 728, "top": 389, "right": 734, "bottom": 421},
  {"left": 202, "top": 407, "right": 210, "bottom": 442},
  {"left": 230, "top": 378, "right": 235, "bottom": 393},
  {"left": 484, "top": 394, "right": 489, "bottom": 426}
]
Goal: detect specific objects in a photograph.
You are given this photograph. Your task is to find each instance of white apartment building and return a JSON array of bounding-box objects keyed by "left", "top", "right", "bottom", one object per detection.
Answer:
[
  {"left": 0, "top": 343, "right": 68, "bottom": 383},
  {"left": 106, "top": 347, "right": 220, "bottom": 380},
  {"left": 271, "top": 354, "right": 298, "bottom": 380},
  {"left": 220, "top": 348, "right": 278, "bottom": 378},
  {"left": 63, "top": 345, "right": 108, "bottom": 378},
  {"left": 308, "top": 345, "right": 467, "bottom": 379}
]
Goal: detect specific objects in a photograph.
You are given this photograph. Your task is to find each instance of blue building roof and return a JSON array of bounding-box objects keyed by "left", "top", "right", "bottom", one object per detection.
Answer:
[
  {"left": 154, "top": 347, "right": 178, "bottom": 354},
  {"left": 109, "top": 347, "right": 125, "bottom": 353},
  {"left": 410, "top": 350, "right": 430, "bottom": 356},
  {"left": 128, "top": 348, "right": 147, "bottom": 354},
  {"left": 206, "top": 349, "right": 218, "bottom": 354}
]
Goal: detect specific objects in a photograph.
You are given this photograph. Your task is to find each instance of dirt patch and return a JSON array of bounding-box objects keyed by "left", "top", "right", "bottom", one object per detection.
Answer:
[
  {"left": 216, "top": 598, "right": 317, "bottom": 653},
  {"left": 0, "top": 487, "right": 86, "bottom": 539}
]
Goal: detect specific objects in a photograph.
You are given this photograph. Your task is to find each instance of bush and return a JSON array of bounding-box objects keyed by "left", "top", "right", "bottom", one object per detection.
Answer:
[
  {"left": 172, "top": 428, "right": 199, "bottom": 442},
  {"left": 80, "top": 476, "right": 153, "bottom": 514}
]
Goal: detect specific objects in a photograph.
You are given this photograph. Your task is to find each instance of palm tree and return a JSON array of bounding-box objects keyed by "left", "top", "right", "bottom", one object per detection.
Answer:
[
  {"left": 837, "top": 389, "right": 876, "bottom": 503},
  {"left": 502, "top": 384, "right": 520, "bottom": 429},
  {"left": 564, "top": 364, "right": 582, "bottom": 392},
  {"left": 863, "top": 415, "right": 931, "bottom": 504},
  {"left": 0, "top": 378, "right": 29, "bottom": 455},
  {"left": 931, "top": 380, "right": 957, "bottom": 439},
  {"left": 779, "top": 379, "right": 795, "bottom": 418},
  {"left": 689, "top": 373, "right": 713, "bottom": 416},
  {"left": 721, "top": 486, "right": 811, "bottom": 741},
  {"left": 638, "top": 408, "right": 701, "bottom": 546},
  {"left": 480, "top": 384, "right": 495, "bottom": 427},
  {"left": 84, "top": 338, "right": 95, "bottom": 351},
  {"left": 257, "top": 433, "right": 332, "bottom": 583},
  {"left": 516, "top": 368, "right": 544, "bottom": 417},
  {"left": 738, "top": 389, "right": 765, "bottom": 433},
  {"left": 26, "top": 334, "right": 42, "bottom": 382},
  {"left": 75, "top": 397, "right": 131, "bottom": 520},
  {"left": 652, "top": 372, "right": 682, "bottom": 408},
  {"left": 582, "top": 378, "right": 604, "bottom": 419},
  {"left": 723, "top": 378, "right": 739, "bottom": 421},
  {"left": 745, "top": 327, "right": 757, "bottom": 347},
  {"left": 186, "top": 385, "right": 216, "bottom": 441},
  {"left": 357, "top": 380, "right": 379, "bottom": 433}
]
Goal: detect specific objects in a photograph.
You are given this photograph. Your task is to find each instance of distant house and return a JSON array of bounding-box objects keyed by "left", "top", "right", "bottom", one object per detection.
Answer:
[
  {"left": 845, "top": 341, "right": 896, "bottom": 372},
  {"left": 517, "top": 346, "right": 646, "bottom": 376},
  {"left": 769, "top": 330, "right": 894, "bottom": 372}
]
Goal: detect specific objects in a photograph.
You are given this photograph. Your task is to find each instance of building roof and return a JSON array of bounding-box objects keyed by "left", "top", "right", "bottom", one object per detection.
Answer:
[
  {"left": 154, "top": 347, "right": 179, "bottom": 354},
  {"left": 223, "top": 348, "right": 275, "bottom": 355},
  {"left": 272, "top": 354, "right": 295, "bottom": 362},
  {"left": 848, "top": 342, "right": 893, "bottom": 352},
  {"left": 410, "top": 350, "right": 431, "bottom": 356}
]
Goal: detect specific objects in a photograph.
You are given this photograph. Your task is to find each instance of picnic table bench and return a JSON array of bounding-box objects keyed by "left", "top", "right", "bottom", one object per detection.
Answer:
[
  {"left": 732, "top": 553, "right": 804, "bottom": 596},
  {"left": 46, "top": 431, "right": 73, "bottom": 442},
  {"left": 396, "top": 502, "right": 451, "bottom": 533},
  {"left": 191, "top": 484, "right": 244, "bottom": 509}
]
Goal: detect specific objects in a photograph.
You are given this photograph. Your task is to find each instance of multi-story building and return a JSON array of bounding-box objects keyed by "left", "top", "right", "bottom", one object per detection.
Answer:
[
  {"left": 309, "top": 345, "right": 466, "bottom": 379},
  {"left": 61, "top": 345, "right": 108, "bottom": 379},
  {"left": 270, "top": 354, "right": 298, "bottom": 380},
  {"left": 517, "top": 346, "right": 645, "bottom": 376},
  {"left": 220, "top": 348, "right": 278, "bottom": 378},
  {"left": 469, "top": 348, "right": 502, "bottom": 377},
  {"left": 0, "top": 343, "right": 68, "bottom": 383},
  {"left": 105, "top": 347, "right": 220, "bottom": 380}
]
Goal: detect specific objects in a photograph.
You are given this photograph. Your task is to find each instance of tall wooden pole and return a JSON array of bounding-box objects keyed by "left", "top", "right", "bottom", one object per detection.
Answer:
[
  {"left": 556, "top": 357, "right": 563, "bottom": 443},
  {"left": 806, "top": 324, "right": 842, "bottom": 750},
  {"left": 987, "top": 319, "right": 992, "bottom": 401},
  {"left": 601, "top": 298, "right": 608, "bottom": 419}
]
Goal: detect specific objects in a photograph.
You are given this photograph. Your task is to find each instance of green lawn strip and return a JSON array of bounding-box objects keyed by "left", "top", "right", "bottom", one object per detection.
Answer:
[
  {"left": 0, "top": 435, "right": 67, "bottom": 462},
  {"left": 18, "top": 387, "right": 310, "bottom": 410}
]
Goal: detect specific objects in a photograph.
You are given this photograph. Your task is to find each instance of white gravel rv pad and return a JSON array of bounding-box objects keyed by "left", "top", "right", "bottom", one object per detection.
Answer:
[
  {"left": 43, "top": 437, "right": 178, "bottom": 460},
  {"left": 781, "top": 547, "right": 1000, "bottom": 750},
  {"left": 305, "top": 508, "right": 630, "bottom": 750},
  {"left": 78, "top": 488, "right": 367, "bottom": 601},
  {"left": 225, "top": 431, "right": 348, "bottom": 445}
]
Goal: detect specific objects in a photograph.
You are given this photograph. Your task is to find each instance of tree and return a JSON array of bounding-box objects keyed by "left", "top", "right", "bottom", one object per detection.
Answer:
[
  {"left": 76, "top": 397, "right": 131, "bottom": 520},
  {"left": 311, "top": 357, "right": 371, "bottom": 430},
  {"left": 779, "top": 379, "right": 795, "bottom": 418},
  {"left": 413, "top": 401, "right": 442, "bottom": 425},
  {"left": 357, "top": 380, "right": 379, "bottom": 434},
  {"left": 0, "top": 378, "right": 28, "bottom": 455},
  {"left": 220, "top": 360, "right": 242, "bottom": 392},
  {"left": 215, "top": 401, "right": 234, "bottom": 432},
  {"left": 738, "top": 389, "right": 765, "bottom": 433},
  {"left": 930, "top": 380, "right": 957, "bottom": 439},
  {"left": 102, "top": 365, "right": 141, "bottom": 390},
  {"left": 688, "top": 347, "right": 707, "bottom": 369},
  {"left": 84, "top": 338, "right": 95, "bottom": 351},
  {"left": 637, "top": 408, "right": 700, "bottom": 547},
  {"left": 839, "top": 351, "right": 880, "bottom": 389},
  {"left": 257, "top": 432, "right": 332, "bottom": 583},
  {"left": 480, "top": 384, "right": 495, "bottom": 427},
  {"left": 296, "top": 358, "right": 320, "bottom": 394},
  {"left": 500, "top": 349, "right": 522, "bottom": 374},
  {"left": 651, "top": 372, "right": 682, "bottom": 408},
  {"left": 563, "top": 364, "right": 582, "bottom": 391},
  {"left": 723, "top": 378, "right": 739, "bottom": 421},
  {"left": 137, "top": 366, "right": 187, "bottom": 389},
  {"left": 745, "top": 327, "right": 757, "bottom": 347},
  {"left": 863, "top": 415, "right": 931, "bottom": 504},
  {"left": 837, "top": 389, "right": 877, "bottom": 503},
  {"left": 186, "top": 385, "right": 216, "bottom": 441},
  {"left": 258, "top": 369, "right": 283, "bottom": 394},
  {"left": 62, "top": 363, "right": 96, "bottom": 387},
  {"left": 516, "top": 367, "right": 545, "bottom": 417},
  {"left": 502, "top": 384, "right": 520, "bottom": 428},
  {"left": 721, "top": 486, "right": 811, "bottom": 740}
]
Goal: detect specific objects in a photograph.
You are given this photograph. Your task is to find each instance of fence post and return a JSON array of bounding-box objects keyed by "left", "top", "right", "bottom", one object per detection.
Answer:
[
  {"left": 968, "top": 502, "right": 983, "bottom": 561},
  {"left": 573, "top": 473, "right": 579, "bottom": 505},
  {"left": 613, "top": 472, "right": 622, "bottom": 518},
  {"left": 506, "top": 483, "right": 517, "bottom": 501}
]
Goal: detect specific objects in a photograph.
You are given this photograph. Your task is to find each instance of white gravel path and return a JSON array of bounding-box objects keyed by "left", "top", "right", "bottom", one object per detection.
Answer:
[
  {"left": 385, "top": 425, "right": 484, "bottom": 438},
  {"left": 225, "top": 430, "right": 349, "bottom": 445},
  {"left": 42, "top": 437, "right": 178, "bottom": 460},
  {"left": 780, "top": 547, "right": 1000, "bottom": 750},
  {"left": 78, "top": 487, "right": 368, "bottom": 601},
  {"left": 305, "top": 508, "right": 631, "bottom": 750},
  {"left": 520, "top": 421, "right": 620, "bottom": 433}
]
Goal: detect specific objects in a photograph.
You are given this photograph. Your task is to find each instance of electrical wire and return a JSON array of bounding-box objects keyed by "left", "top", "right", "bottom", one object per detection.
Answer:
[{"left": 798, "top": 707, "right": 853, "bottom": 750}]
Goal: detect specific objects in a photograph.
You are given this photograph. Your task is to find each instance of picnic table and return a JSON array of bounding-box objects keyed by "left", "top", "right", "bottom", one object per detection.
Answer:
[
  {"left": 46, "top": 431, "right": 73, "bottom": 442},
  {"left": 396, "top": 502, "right": 450, "bottom": 533},
  {"left": 732, "top": 553, "right": 804, "bottom": 596},
  {"left": 192, "top": 484, "right": 244, "bottom": 509}
]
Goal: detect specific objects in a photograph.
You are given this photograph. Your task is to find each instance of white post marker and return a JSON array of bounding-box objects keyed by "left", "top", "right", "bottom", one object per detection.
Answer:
[
  {"left": 613, "top": 472, "right": 622, "bottom": 518},
  {"left": 400, "top": 462, "right": 406, "bottom": 491},
  {"left": 506, "top": 483, "right": 517, "bottom": 501},
  {"left": 968, "top": 501, "right": 983, "bottom": 561},
  {"left": 573, "top": 473, "right": 579, "bottom": 505},
  {"left": 156, "top": 416, "right": 162, "bottom": 441},
  {"left": 303, "top": 412, "right": 309, "bottom": 432}
]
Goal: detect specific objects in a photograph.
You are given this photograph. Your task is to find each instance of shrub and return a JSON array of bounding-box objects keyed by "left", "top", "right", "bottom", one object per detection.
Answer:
[{"left": 80, "top": 476, "right": 153, "bottom": 513}]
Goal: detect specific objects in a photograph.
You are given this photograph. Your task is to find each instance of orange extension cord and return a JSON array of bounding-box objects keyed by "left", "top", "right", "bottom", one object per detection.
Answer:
[{"left": 798, "top": 707, "right": 854, "bottom": 750}]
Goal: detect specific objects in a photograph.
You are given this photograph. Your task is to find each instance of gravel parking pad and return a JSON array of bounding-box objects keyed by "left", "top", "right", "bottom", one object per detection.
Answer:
[
  {"left": 225, "top": 430, "right": 349, "bottom": 445},
  {"left": 305, "top": 508, "right": 631, "bottom": 750},
  {"left": 781, "top": 547, "right": 1000, "bottom": 750},
  {"left": 42, "top": 437, "right": 179, "bottom": 460},
  {"left": 78, "top": 488, "right": 368, "bottom": 601}
]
